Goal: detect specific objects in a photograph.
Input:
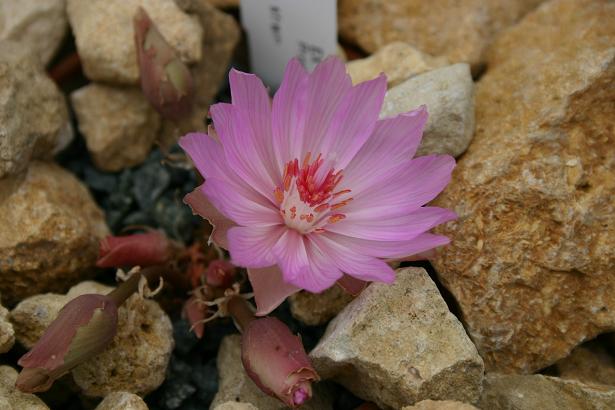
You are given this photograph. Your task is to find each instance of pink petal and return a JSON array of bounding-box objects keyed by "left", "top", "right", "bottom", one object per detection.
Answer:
[
  {"left": 210, "top": 103, "right": 278, "bottom": 202},
  {"left": 336, "top": 274, "right": 368, "bottom": 296},
  {"left": 318, "top": 74, "right": 387, "bottom": 168},
  {"left": 270, "top": 229, "right": 341, "bottom": 293},
  {"left": 184, "top": 185, "right": 235, "bottom": 249},
  {"left": 248, "top": 266, "right": 300, "bottom": 316},
  {"left": 272, "top": 59, "right": 309, "bottom": 169},
  {"left": 323, "top": 231, "right": 451, "bottom": 260},
  {"left": 203, "top": 178, "right": 280, "bottom": 226},
  {"left": 343, "top": 106, "right": 428, "bottom": 189},
  {"left": 327, "top": 206, "right": 457, "bottom": 241},
  {"left": 299, "top": 56, "right": 353, "bottom": 159},
  {"left": 309, "top": 233, "right": 396, "bottom": 283},
  {"left": 345, "top": 154, "right": 456, "bottom": 219},
  {"left": 229, "top": 69, "right": 280, "bottom": 186},
  {"left": 227, "top": 225, "right": 285, "bottom": 269},
  {"left": 180, "top": 132, "right": 271, "bottom": 209}
]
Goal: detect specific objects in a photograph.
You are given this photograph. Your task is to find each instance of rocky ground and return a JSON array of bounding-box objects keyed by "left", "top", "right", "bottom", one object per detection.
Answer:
[{"left": 0, "top": 0, "right": 614, "bottom": 409}]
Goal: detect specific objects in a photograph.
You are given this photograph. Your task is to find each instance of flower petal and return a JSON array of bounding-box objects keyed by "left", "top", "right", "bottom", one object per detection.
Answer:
[
  {"left": 271, "top": 59, "right": 309, "bottom": 169},
  {"left": 327, "top": 206, "right": 457, "bottom": 241},
  {"left": 345, "top": 154, "right": 456, "bottom": 219},
  {"left": 184, "top": 185, "right": 235, "bottom": 249},
  {"left": 203, "top": 178, "right": 280, "bottom": 226},
  {"left": 229, "top": 69, "right": 280, "bottom": 186},
  {"left": 309, "top": 234, "right": 396, "bottom": 283},
  {"left": 321, "top": 231, "right": 451, "bottom": 260},
  {"left": 210, "top": 102, "right": 278, "bottom": 202},
  {"left": 318, "top": 74, "right": 387, "bottom": 168},
  {"left": 228, "top": 225, "right": 285, "bottom": 269},
  {"left": 299, "top": 56, "right": 353, "bottom": 159},
  {"left": 248, "top": 266, "right": 300, "bottom": 316},
  {"left": 343, "top": 106, "right": 428, "bottom": 190}
]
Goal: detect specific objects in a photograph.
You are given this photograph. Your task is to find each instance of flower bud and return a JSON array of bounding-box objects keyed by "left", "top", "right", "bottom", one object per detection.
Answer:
[
  {"left": 205, "top": 260, "right": 236, "bottom": 289},
  {"left": 241, "top": 317, "right": 319, "bottom": 407},
  {"left": 134, "top": 7, "right": 194, "bottom": 121},
  {"left": 16, "top": 294, "right": 118, "bottom": 393},
  {"left": 96, "top": 231, "right": 174, "bottom": 268}
]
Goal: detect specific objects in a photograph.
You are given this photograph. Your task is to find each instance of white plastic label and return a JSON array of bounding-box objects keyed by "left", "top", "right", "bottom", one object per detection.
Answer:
[{"left": 240, "top": 0, "right": 337, "bottom": 89}]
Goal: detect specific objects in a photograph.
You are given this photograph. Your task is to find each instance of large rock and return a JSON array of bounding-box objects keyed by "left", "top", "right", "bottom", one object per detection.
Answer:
[
  {"left": 0, "top": 365, "right": 49, "bottom": 409},
  {"left": 0, "top": 162, "right": 108, "bottom": 304},
  {"left": 67, "top": 0, "right": 203, "bottom": 84},
  {"left": 310, "top": 268, "right": 484, "bottom": 409},
  {"left": 289, "top": 286, "right": 354, "bottom": 326},
  {"left": 213, "top": 403, "right": 258, "bottom": 410},
  {"left": 160, "top": 0, "right": 240, "bottom": 147},
  {"left": 431, "top": 0, "right": 615, "bottom": 374},
  {"left": 0, "top": 40, "right": 72, "bottom": 179},
  {"left": 554, "top": 344, "right": 615, "bottom": 387},
  {"left": 338, "top": 0, "right": 545, "bottom": 70},
  {"left": 95, "top": 391, "right": 149, "bottom": 410},
  {"left": 210, "top": 335, "right": 333, "bottom": 410},
  {"left": 0, "top": 294, "right": 14, "bottom": 353},
  {"left": 0, "top": 0, "right": 68, "bottom": 66},
  {"left": 347, "top": 42, "right": 449, "bottom": 88},
  {"left": 11, "top": 281, "right": 174, "bottom": 397},
  {"left": 71, "top": 84, "right": 161, "bottom": 172},
  {"left": 478, "top": 373, "right": 615, "bottom": 410},
  {"left": 380, "top": 63, "right": 475, "bottom": 157}
]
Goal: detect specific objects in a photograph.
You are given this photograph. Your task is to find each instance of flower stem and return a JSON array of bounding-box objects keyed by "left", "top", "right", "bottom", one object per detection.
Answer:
[
  {"left": 107, "top": 265, "right": 167, "bottom": 306},
  {"left": 226, "top": 295, "right": 256, "bottom": 332}
]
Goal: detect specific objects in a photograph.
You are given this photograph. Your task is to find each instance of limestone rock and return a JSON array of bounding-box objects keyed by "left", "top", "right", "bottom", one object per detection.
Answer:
[
  {"left": 289, "top": 286, "right": 354, "bottom": 326},
  {"left": 211, "top": 335, "right": 333, "bottom": 410},
  {"left": 310, "top": 268, "right": 484, "bottom": 409},
  {"left": 0, "top": 294, "right": 14, "bottom": 353},
  {"left": 0, "top": 0, "right": 68, "bottom": 65},
  {"left": 478, "top": 373, "right": 615, "bottom": 410},
  {"left": 338, "top": 0, "right": 545, "bottom": 70},
  {"left": 380, "top": 63, "right": 475, "bottom": 157},
  {"left": 402, "top": 400, "right": 478, "bottom": 410},
  {"left": 160, "top": 0, "right": 240, "bottom": 147},
  {"left": 10, "top": 280, "right": 173, "bottom": 397},
  {"left": 347, "top": 42, "right": 449, "bottom": 88},
  {"left": 71, "top": 84, "right": 161, "bottom": 172},
  {"left": 431, "top": 0, "right": 615, "bottom": 373},
  {"left": 213, "top": 402, "right": 258, "bottom": 410},
  {"left": 0, "top": 40, "right": 72, "bottom": 178},
  {"left": 0, "top": 365, "right": 50, "bottom": 409},
  {"left": 554, "top": 344, "right": 615, "bottom": 387},
  {"left": 95, "top": 391, "right": 149, "bottom": 410},
  {"left": 0, "top": 162, "right": 108, "bottom": 304},
  {"left": 67, "top": 0, "right": 203, "bottom": 84}
]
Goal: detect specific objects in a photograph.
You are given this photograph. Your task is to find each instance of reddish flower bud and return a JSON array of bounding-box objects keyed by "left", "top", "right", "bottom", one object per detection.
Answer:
[
  {"left": 134, "top": 7, "right": 194, "bottom": 121},
  {"left": 205, "top": 260, "right": 236, "bottom": 289},
  {"left": 16, "top": 294, "right": 118, "bottom": 393},
  {"left": 241, "top": 317, "right": 319, "bottom": 408},
  {"left": 336, "top": 274, "right": 368, "bottom": 296},
  {"left": 96, "top": 231, "right": 174, "bottom": 268}
]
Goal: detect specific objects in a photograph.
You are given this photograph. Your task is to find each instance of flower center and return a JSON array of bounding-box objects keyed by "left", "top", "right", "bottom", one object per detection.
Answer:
[{"left": 274, "top": 152, "right": 353, "bottom": 234}]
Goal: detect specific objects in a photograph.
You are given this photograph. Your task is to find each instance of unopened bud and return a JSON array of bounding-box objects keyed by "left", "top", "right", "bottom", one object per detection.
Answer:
[
  {"left": 241, "top": 317, "right": 319, "bottom": 408},
  {"left": 96, "top": 231, "right": 175, "bottom": 268},
  {"left": 134, "top": 7, "right": 194, "bottom": 120},
  {"left": 205, "top": 260, "right": 236, "bottom": 289},
  {"left": 16, "top": 294, "right": 118, "bottom": 393}
]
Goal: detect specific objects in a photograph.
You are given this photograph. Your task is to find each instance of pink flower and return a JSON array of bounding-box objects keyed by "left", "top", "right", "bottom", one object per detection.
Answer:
[{"left": 180, "top": 56, "right": 455, "bottom": 315}]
